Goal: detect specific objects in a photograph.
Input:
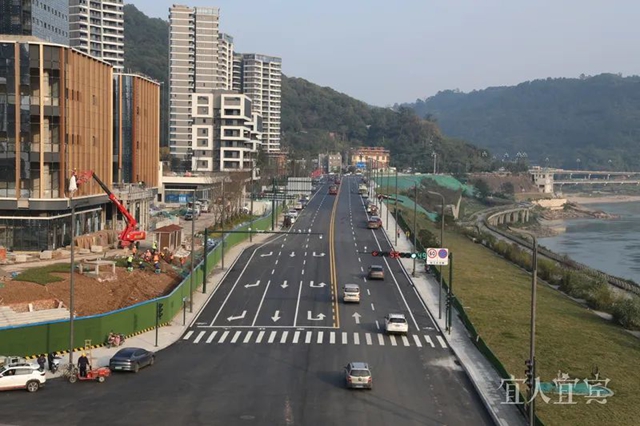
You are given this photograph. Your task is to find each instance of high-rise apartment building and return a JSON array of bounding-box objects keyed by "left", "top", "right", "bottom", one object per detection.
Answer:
[
  {"left": 237, "top": 54, "right": 281, "bottom": 152},
  {"left": 69, "top": 0, "right": 124, "bottom": 70},
  {"left": 217, "top": 33, "right": 234, "bottom": 90},
  {"left": 168, "top": 5, "right": 222, "bottom": 167},
  {"left": 0, "top": 0, "right": 69, "bottom": 45}
]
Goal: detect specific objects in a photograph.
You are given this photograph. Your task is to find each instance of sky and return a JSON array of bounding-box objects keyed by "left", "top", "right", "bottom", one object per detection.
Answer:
[{"left": 131, "top": 0, "right": 640, "bottom": 106}]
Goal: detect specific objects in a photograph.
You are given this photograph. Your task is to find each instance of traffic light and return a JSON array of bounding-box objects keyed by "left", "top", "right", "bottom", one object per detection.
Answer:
[
  {"left": 157, "top": 303, "right": 164, "bottom": 319},
  {"left": 371, "top": 250, "right": 379, "bottom": 257},
  {"left": 371, "top": 250, "right": 424, "bottom": 259},
  {"left": 525, "top": 359, "right": 535, "bottom": 391}
]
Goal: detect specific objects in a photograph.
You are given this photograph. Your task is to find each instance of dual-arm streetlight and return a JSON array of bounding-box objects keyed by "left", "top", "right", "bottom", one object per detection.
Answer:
[{"left": 427, "top": 190, "right": 445, "bottom": 319}]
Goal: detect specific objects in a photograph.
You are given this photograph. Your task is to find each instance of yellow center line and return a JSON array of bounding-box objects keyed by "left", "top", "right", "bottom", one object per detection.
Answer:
[{"left": 329, "top": 182, "right": 342, "bottom": 328}]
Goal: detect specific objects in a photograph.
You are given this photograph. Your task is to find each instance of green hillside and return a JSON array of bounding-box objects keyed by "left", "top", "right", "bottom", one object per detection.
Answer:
[
  {"left": 404, "top": 74, "right": 640, "bottom": 170},
  {"left": 123, "top": 4, "right": 492, "bottom": 173}
]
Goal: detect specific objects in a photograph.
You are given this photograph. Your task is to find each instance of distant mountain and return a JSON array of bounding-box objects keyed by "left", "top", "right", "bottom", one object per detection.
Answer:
[
  {"left": 123, "top": 4, "right": 492, "bottom": 173},
  {"left": 402, "top": 74, "right": 640, "bottom": 170}
]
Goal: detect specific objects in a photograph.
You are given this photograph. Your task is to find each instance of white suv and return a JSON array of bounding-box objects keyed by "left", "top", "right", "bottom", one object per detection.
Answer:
[
  {"left": 0, "top": 365, "right": 46, "bottom": 392},
  {"left": 385, "top": 313, "right": 409, "bottom": 335}
]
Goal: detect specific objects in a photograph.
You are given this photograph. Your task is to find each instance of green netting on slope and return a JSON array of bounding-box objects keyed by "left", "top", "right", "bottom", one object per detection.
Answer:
[
  {"left": 374, "top": 174, "right": 474, "bottom": 196},
  {"left": 384, "top": 195, "right": 438, "bottom": 222}
]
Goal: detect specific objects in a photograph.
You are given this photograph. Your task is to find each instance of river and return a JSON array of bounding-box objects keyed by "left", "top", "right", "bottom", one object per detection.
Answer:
[{"left": 539, "top": 201, "right": 640, "bottom": 283}]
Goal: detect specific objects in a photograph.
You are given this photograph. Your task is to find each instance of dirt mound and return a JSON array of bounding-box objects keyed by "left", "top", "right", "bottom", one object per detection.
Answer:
[{"left": 0, "top": 267, "right": 182, "bottom": 317}]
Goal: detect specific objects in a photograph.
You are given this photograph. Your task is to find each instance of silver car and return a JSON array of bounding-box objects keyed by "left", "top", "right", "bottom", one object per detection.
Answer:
[
  {"left": 345, "top": 362, "right": 372, "bottom": 389},
  {"left": 342, "top": 284, "right": 361, "bottom": 303}
]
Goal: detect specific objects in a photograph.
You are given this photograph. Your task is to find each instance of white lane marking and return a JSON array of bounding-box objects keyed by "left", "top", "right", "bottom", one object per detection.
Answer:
[
  {"left": 363, "top": 277, "right": 367, "bottom": 283},
  {"left": 218, "top": 330, "right": 230, "bottom": 343},
  {"left": 293, "top": 331, "right": 300, "bottom": 344},
  {"left": 305, "top": 252, "right": 307, "bottom": 257},
  {"left": 278, "top": 251, "right": 282, "bottom": 256},
  {"left": 303, "top": 260, "right": 306, "bottom": 266},
  {"left": 305, "top": 331, "right": 312, "bottom": 344},
  {"left": 206, "top": 331, "right": 218, "bottom": 343},
  {"left": 294, "top": 280, "right": 303, "bottom": 327},
  {"left": 367, "top": 289, "right": 371, "bottom": 296},
  {"left": 193, "top": 331, "right": 206, "bottom": 343},
  {"left": 402, "top": 335, "right": 410, "bottom": 346},
  {"left": 358, "top": 257, "right": 361, "bottom": 263},
  {"left": 378, "top": 334, "right": 385, "bottom": 345},
  {"left": 365, "top": 333, "right": 373, "bottom": 345},
  {"left": 330, "top": 332, "right": 335, "bottom": 344},
  {"left": 271, "top": 269, "right": 275, "bottom": 275},
  {"left": 302, "top": 269, "right": 305, "bottom": 275},
  {"left": 256, "top": 331, "right": 265, "bottom": 343},
  {"left": 275, "top": 260, "right": 279, "bottom": 265},
  {"left": 280, "top": 331, "right": 289, "bottom": 344},
  {"left": 243, "top": 331, "right": 254, "bottom": 343},
  {"left": 305, "top": 244, "right": 309, "bottom": 249},
  {"left": 317, "top": 331, "right": 324, "bottom": 344},
  {"left": 437, "top": 335, "right": 448, "bottom": 348},
  {"left": 413, "top": 335, "right": 423, "bottom": 347},
  {"left": 342, "top": 332, "right": 348, "bottom": 344},
  {"left": 231, "top": 331, "right": 241, "bottom": 343},
  {"left": 370, "top": 303, "right": 375, "bottom": 311},
  {"left": 268, "top": 331, "right": 277, "bottom": 343},
  {"left": 360, "top": 266, "right": 364, "bottom": 272},
  {"left": 183, "top": 331, "right": 194, "bottom": 340},
  {"left": 353, "top": 333, "right": 360, "bottom": 345},
  {"left": 375, "top": 320, "right": 380, "bottom": 330},
  {"left": 424, "top": 335, "right": 435, "bottom": 348},
  {"left": 252, "top": 279, "right": 273, "bottom": 326},
  {"left": 281, "top": 244, "right": 285, "bottom": 248},
  {"left": 390, "top": 335, "right": 397, "bottom": 346}
]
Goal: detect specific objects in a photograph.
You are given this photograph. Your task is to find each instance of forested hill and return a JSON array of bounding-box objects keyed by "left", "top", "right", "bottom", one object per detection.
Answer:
[
  {"left": 123, "top": 4, "right": 492, "bottom": 172},
  {"left": 402, "top": 74, "right": 640, "bottom": 170}
]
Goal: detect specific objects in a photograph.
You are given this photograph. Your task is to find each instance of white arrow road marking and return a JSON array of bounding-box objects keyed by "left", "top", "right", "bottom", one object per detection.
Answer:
[
  {"left": 307, "top": 311, "right": 326, "bottom": 321},
  {"left": 310, "top": 281, "right": 327, "bottom": 288},
  {"left": 352, "top": 312, "right": 361, "bottom": 324},
  {"left": 281, "top": 280, "right": 289, "bottom": 289},
  {"left": 290, "top": 252, "right": 295, "bottom": 257},
  {"left": 312, "top": 252, "right": 325, "bottom": 257},
  {"left": 271, "top": 310, "right": 282, "bottom": 322},
  {"left": 244, "top": 280, "right": 260, "bottom": 288},
  {"left": 227, "top": 310, "right": 247, "bottom": 322},
  {"left": 261, "top": 252, "right": 273, "bottom": 257}
]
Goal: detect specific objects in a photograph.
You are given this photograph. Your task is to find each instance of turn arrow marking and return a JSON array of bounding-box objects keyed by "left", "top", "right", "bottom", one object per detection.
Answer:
[
  {"left": 271, "top": 310, "right": 281, "bottom": 322},
  {"left": 260, "top": 252, "right": 273, "bottom": 257},
  {"left": 312, "top": 252, "right": 325, "bottom": 257},
  {"left": 307, "top": 311, "right": 326, "bottom": 321},
  {"left": 310, "top": 281, "right": 327, "bottom": 288},
  {"left": 281, "top": 280, "right": 289, "bottom": 289},
  {"left": 289, "top": 252, "right": 295, "bottom": 258},
  {"left": 227, "top": 311, "right": 247, "bottom": 322},
  {"left": 245, "top": 280, "right": 260, "bottom": 288}
]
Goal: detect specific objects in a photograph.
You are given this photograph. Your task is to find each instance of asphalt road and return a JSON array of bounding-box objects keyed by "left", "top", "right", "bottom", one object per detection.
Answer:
[{"left": 1, "top": 176, "right": 493, "bottom": 426}]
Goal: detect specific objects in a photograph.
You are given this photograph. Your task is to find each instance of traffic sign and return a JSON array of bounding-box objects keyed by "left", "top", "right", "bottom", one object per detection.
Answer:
[{"left": 426, "top": 247, "right": 449, "bottom": 265}]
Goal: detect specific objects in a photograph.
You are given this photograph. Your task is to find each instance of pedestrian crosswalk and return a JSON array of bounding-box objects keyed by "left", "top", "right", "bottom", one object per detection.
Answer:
[{"left": 182, "top": 329, "right": 448, "bottom": 349}]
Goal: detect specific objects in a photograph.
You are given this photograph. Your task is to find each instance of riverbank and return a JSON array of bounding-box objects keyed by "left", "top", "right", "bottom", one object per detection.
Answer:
[{"left": 565, "top": 194, "right": 640, "bottom": 204}]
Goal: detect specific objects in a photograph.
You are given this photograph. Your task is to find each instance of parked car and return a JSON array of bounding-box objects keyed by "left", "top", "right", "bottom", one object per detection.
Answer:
[
  {"left": 294, "top": 202, "right": 303, "bottom": 211},
  {"left": 184, "top": 211, "right": 194, "bottom": 221},
  {"left": 109, "top": 347, "right": 155, "bottom": 373},
  {"left": 344, "top": 362, "right": 372, "bottom": 389},
  {"left": 0, "top": 365, "right": 46, "bottom": 393},
  {"left": 342, "top": 283, "right": 361, "bottom": 303},
  {"left": 288, "top": 209, "right": 299, "bottom": 218},
  {"left": 368, "top": 265, "right": 385, "bottom": 280},
  {"left": 384, "top": 313, "right": 409, "bottom": 335}
]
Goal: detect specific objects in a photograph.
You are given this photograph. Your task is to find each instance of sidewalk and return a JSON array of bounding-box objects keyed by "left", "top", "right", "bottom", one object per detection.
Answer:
[
  {"left": 376, "top": 199, "right": 527, "bottom": 426},
  {"left": 44, "top": 227, "right": 277, "bottom": 380}
]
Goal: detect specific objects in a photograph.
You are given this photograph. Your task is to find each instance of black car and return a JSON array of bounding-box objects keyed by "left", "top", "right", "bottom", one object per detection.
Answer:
[{"left": 109, "top": 347, "right": 155, "bottom": 373}]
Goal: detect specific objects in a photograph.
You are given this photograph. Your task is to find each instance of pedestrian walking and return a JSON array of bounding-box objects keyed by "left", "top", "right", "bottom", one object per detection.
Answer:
[
  {"left": 47, "top": 352, "right": 55, "bottom": 372},
  {"left": 37, "top": 354, "right": 46, "bottom": 372},
  {"left": 397, "top": 229, "right": 401, "bottom": 239}
]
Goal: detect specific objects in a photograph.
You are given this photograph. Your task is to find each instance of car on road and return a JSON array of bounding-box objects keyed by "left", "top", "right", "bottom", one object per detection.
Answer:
[
  {"left": 384, "top": 313, "right": 409, "bottom": 335},
  {"left": 294, "top": 202, "right": 303, "bottom": 210},
  {"left": 329, "top": 185, "right": 338, "bottom": 195},
  {"left": 288, "top": 209, "right": 299, "bottom": 218},
  {"left": 342, "top": 283, "right": 361, "bottom": 303},
  {"left": 109, "top": 347, "right": 155, "bottom": 373},
  {"left": 0, "top": 365, "right": 46, "bottom": 393},
  {"left": 184, "top": 211, "right": 194, "bottom": 221},
  {"left": 368, "top": 265, "right": 385, "bottom": 280},
  {"left": 344, "top": 362, "right": 372, "bottom": 389},
  {"left": 367, "top": 216, "right": 382, "bottom": 229}
]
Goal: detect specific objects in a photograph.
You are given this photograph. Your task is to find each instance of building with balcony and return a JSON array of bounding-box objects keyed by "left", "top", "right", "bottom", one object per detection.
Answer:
[
  {"left": 327, "top": 153, "right": 342, "bottom": 173},
  {"left": 69, "top": 0, "right": 124, "bottom": 70},
  {"left": 218, "top": 33, "right": 234, "bottom": 90},
  {"left": 0, "top": 37, "right": 159, "bottom": 251},
  {"left": 351, "top": 147, "right": 390, "bottom": 170},
  {"left": 236, "top": 53, "right": 281, "bottom": 153},
  {"left": 0, "top": 0, "right": 69, "bottom": 45},
  {"left": 168, "top": 5, "right": 222, "bottom": 168},
  {"left": 190, "top": 92, "right": 261, "bottom": 173}
]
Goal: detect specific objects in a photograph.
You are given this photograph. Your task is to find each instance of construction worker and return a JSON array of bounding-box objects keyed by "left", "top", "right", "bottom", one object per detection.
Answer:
[
  {"left": 138, "top": 260, "right": 145, "bottom": 270},
  {"left": 153, "top": 253, "right": 159, "bottom": 264},
  {"left": 126, "top": 254, "right": 133, "bottom": 272},
  {"left": 152, "top": 241, "right": 158, "bottom": 254},
  {"left": 78, "top": 353, "right": 90, "bottom": 377}
]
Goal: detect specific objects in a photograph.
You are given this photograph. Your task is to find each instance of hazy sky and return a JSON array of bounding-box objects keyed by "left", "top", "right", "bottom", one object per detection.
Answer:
[{"left": 131, "top": 0, "right": 640, "bottom": 106}]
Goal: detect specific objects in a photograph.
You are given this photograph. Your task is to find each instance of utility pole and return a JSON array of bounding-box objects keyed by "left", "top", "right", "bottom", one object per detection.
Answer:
[
  {"left": 432, "top": 151, "right": 437, "bottom": 174},
  {"left": 250, "top": 162, "right": 255, "bottom": 243},
  {"left": 394, "top": 168, "right": 398, "bottom": 245},
  {"left": 412, "top": 184, "right": 417, "bottom": 277},
  {"left": 221, "top": 179, "right": 226, "bottom": 269},
  {"left": 428, "top": 190, "right": 445, "bottom": 319},
  {"left": 271, "top": 177, "right": 276, "bottom": 231},
  {"left": 447, "top": 252, "right": 453, "bottom": 334},
  {"left": 202, "top": 227, "right": 208, "bottom": 293},
  {"left": 68, "top": 196, "right": 76, "bottom": 366},
  {"left": 386, "top": 168, "right": 390, "bottom": 229},
  {"left": 189, "top": 189, "right": 196, "bottom": 313}
]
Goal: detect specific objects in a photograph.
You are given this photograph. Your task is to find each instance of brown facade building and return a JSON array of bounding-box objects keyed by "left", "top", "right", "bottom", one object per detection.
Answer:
[
  {"left": 351, "top": 147, "right": 390, "bottom": 170},
  {"left": 0, "top": 37, "right": 159, "bottom": 251}
]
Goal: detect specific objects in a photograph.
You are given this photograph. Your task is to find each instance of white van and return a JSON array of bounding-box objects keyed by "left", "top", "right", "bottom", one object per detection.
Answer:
[{"left": 343, "top": 284, "right": 361, "bottom": 303}]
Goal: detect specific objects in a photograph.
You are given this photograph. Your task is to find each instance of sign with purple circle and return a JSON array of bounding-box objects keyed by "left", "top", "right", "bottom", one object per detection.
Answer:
[
  {"left": 438, "top": 249, "right": 448, "bottom": 259},
  {"left": 426, "top": 248, "right": 449, "bottom": 265}
]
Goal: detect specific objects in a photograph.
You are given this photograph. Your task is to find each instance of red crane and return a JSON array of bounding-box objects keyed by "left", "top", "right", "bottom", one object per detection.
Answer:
[{"left": 72, "top": 170, "right": 146, "bottom": 247}]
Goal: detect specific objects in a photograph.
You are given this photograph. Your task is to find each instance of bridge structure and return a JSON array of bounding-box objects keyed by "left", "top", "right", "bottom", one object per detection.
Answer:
[{"left": 530, "top": 167, "right": 640, "bottom": 193}]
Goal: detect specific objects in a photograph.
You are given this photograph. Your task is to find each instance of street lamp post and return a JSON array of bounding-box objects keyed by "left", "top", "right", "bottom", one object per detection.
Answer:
[
  {"left": 427, "top": 190, "right": 445, "bottom": 319},
  {"left": 189, "top": 189, "right": 196, "bottom": 313},
  {"left": 412, "top": 184, "right": 418, "bottom": 277},
  {"left": 386, "top": 168, "right": 390, "bottom": 229},
  {"left": 394, "top": 168, "right": 398, "bottom": 245},
  {"left": 68, "top": 197, "right": 76, "bottom": 366},
  {"left": 221, "top": 180, "right": 226, "bottom": 269},
  {"left": 250, "top": 162, "right": 255, "bottom": 243},
  {"left": 510, "top": 227, "right": 538, "bottom": 426}
]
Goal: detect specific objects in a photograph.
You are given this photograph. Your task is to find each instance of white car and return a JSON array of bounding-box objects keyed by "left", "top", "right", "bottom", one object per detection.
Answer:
[
  {"left": 342, "top": 284, "right": 361, "bottom": 303},
  {"left": 0, "top": 365, "right": 46, "bottom": 392},
  {"left": 288, "top": 209, "right": 298, "bottom": 218},
  {"left": 384, "top": 313, "right": 409, "bottom": 335}
]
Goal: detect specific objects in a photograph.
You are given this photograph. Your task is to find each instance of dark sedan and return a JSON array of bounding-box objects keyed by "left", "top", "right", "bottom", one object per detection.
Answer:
[{"left": 109, "top": 347, "right": 155, "bottom": 373}]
